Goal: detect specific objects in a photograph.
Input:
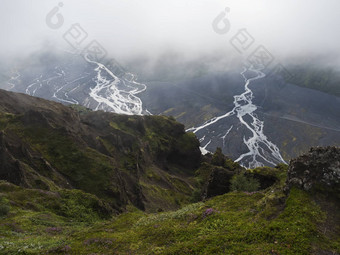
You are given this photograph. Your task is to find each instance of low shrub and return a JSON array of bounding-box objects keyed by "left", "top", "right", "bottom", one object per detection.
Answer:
[
  {"left": 230, "top": 174, "right": 260, "bottom": 192},
  {"left": 0, "top": 196, "right": 10, "bottom": 216}
]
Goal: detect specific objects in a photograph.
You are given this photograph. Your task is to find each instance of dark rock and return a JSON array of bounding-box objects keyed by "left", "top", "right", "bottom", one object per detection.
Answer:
[
  {"left": 0, "top": 130, "right": 72, "bottom": 189},
  {"left": 21, "top": 110, "right": 51, "bottom": 128},
  {"left": 0, "top": 131, "right": 24, "bottom": 186},
  {"left": 285, "top": 146, "right": 340, "bottom": 196},
  {"left": 202, "top": 166, "right": 234, "bottom": 199}
]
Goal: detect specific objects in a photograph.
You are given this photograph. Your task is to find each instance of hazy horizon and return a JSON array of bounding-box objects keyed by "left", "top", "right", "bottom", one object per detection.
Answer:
[{"left": 1, "top": 0, "right": 340, "bottom": 72}]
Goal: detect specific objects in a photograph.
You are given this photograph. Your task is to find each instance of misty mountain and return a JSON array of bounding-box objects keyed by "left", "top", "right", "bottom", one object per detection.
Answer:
[{"left": 0, "top": 50, "right": 339, "bottom": 168}]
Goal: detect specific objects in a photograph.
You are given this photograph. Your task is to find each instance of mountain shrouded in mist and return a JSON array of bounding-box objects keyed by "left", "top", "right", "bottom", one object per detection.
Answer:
[{"left": 0, "top": 1, "right": 339, "bottom": 254}]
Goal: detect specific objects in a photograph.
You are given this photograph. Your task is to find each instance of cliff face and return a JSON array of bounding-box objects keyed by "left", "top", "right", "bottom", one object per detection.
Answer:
[
  {"left": 285, "top": 146, "right": 340, "bottom": 196},
  {"left": 0, "top": 89, "right": 201, "bottom": 212},
  {"left": 285, "top": 146, "right": 340, "bottom": 247}
]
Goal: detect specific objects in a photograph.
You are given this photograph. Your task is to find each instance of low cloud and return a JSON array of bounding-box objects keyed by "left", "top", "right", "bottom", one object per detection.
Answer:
[{"left": 1, "top": 0, "right": 340, "bottom": 72}]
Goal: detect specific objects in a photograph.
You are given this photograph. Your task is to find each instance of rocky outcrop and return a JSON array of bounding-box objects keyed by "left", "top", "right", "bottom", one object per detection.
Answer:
[
  {"left": 0, "top": 131, "right": 24, "bottom": 186},
  {"left": 202, "top": 166, "right": 234, "bottom": 199},
  {"left": 285, "top": 146, "right": 340, "bottom": 196},
  {"left": 199, "top": 149, "right": 245, "bottom": 199}
]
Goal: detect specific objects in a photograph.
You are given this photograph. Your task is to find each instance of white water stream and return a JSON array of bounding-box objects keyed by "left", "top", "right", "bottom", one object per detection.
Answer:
[
  {"left": 84, "top": 54, "right": 147, "bottom": 115},
  {"left": 188, "top": 66, "right": 286, "bottom": 168}
]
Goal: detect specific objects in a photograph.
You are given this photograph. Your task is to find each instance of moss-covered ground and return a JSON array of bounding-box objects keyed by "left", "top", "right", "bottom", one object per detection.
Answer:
[{"left": 0, "top": 169, "right": 338, "bottom": 255}]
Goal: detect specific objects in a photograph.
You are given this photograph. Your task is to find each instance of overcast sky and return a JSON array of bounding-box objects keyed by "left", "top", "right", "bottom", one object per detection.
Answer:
[{"left": 1, "top": 0, "right": 340, "bottom": 66}]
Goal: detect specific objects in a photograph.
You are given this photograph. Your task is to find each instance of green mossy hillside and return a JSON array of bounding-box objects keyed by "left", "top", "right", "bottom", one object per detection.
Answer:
[
  {"left": 0, "top": 89, "right": 201, "bottom": 213},
  {"left": 0, "top": 169, "right": 338, "bottom": 254}
]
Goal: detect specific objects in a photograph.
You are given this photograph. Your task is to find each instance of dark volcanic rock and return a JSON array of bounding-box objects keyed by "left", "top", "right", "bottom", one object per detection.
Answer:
[
  {"left": 285, "top": 146, "right": 340, "bottom": 196},
  {"left": 199, "top": 149, "right": 245, "bottom": 199},
  {"left": 0, "top": 131, "right": 24, "bottom": 186},
  {"left": 202, "top": 167, "right": 234, "bottom": 199}
]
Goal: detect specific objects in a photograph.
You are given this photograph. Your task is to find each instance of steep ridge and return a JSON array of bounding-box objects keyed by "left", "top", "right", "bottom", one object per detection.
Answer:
[{"left": 0, "top": 89, "right": 201, "bottom": 212}]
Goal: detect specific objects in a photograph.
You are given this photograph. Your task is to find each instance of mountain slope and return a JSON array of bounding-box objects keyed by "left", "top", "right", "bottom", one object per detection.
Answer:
[
  {"left": 0, "top": 147, "right": 339, "bottom": 254},
  {"left": 0, "top": 89, "right": 201, "bottom": 212}
]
